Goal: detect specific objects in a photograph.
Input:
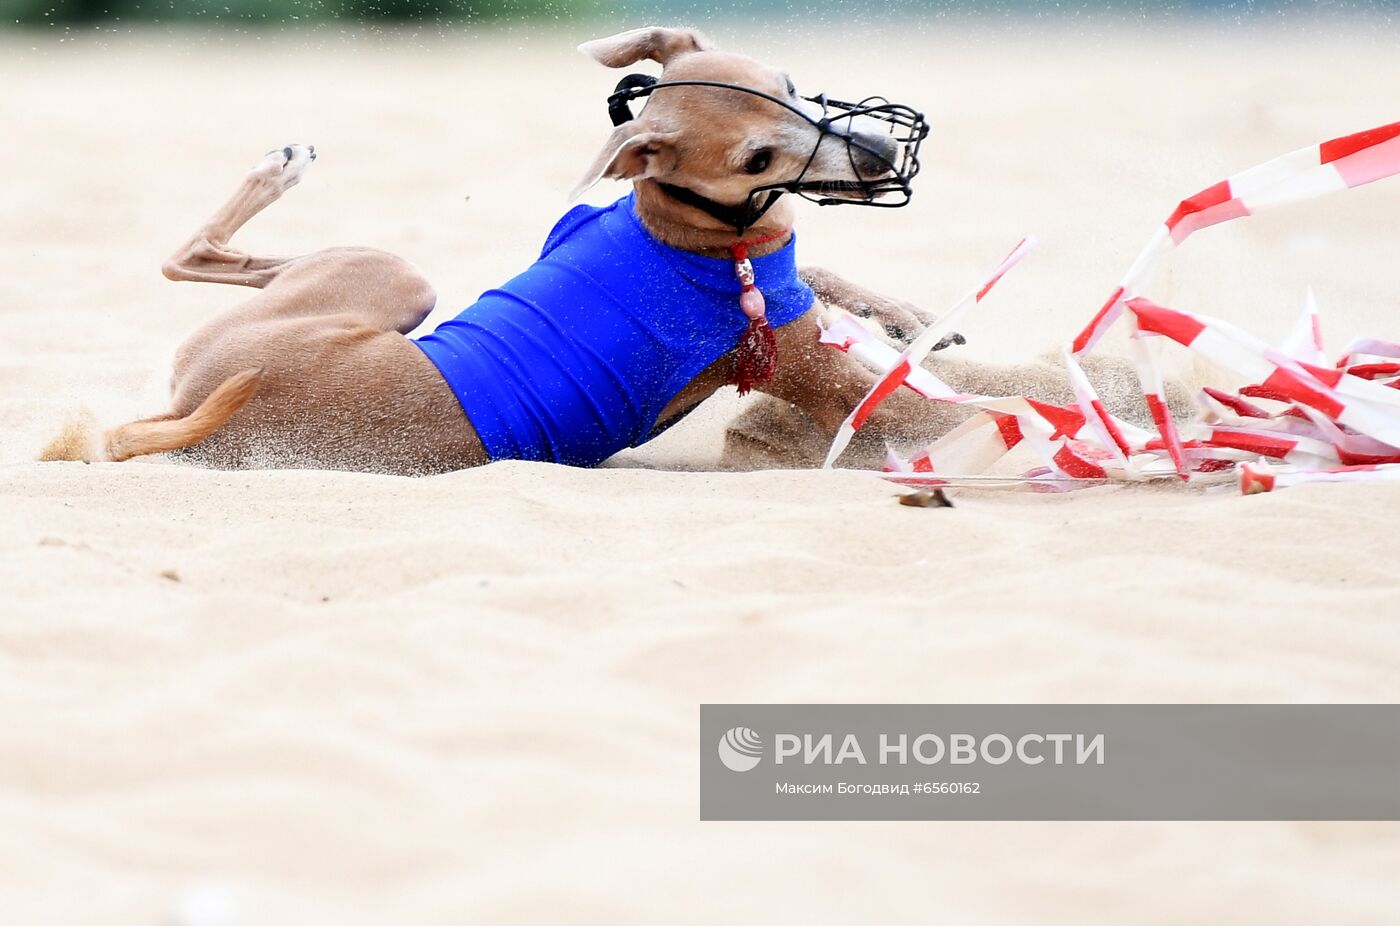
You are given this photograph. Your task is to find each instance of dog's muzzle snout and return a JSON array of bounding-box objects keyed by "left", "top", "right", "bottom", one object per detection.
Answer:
[
  {"left": 789, "top": 93, "right": 928, "bottom": 208},
  {"left": 849, "top": 129, "right": 901, "bottom": 177},
  {"left": 604, "top": 76, "right": 930, "bottom": 232}
]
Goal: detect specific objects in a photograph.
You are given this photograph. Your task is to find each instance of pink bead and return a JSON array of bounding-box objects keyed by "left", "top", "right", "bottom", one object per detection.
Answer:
[{"left": 739, "top": 287, "right": 767, "bottom": 320}]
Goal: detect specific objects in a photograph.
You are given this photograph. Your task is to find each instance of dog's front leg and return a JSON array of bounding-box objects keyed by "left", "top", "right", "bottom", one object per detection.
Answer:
[
  {"left": 756, "top": 311, "right": 977, "bottom": 455},
  {"left": 724, "top": 308, "right": 1015, "bottom": 470},
  {"left": 798, "top": 266, "right": 962, "bottom": 348}
]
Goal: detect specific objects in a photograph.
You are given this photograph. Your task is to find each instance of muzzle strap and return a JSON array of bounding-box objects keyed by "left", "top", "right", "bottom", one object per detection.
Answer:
[
  {"left": 608, "top": 73, "right": 658, "bottom": 127},
  {"left": 655, "top": 182, "right": 785, "bottom": 236}
]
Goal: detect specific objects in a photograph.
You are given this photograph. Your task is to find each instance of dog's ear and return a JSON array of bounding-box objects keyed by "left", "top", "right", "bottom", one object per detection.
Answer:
[
  {"left": 577, "top": 26, "right": 713, "bottom": 69},
  {"left": 569, "top": 123, "right": 680, "bottom": 201}
]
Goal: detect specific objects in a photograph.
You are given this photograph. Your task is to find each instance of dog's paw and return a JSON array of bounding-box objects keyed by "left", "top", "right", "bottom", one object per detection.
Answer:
[
  {"left": 853, "top": 295, "right": 936, "bottom": 345},
  {"left": 930, "top": 331, "right": 967, "bottom": 352},
  {"left": 248, "top": 144, "right": 316, "bottom": 191}
]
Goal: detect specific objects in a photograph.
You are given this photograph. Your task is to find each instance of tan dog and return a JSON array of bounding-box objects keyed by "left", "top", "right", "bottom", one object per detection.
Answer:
[{"left": 104, "top": 26, "right": 1144, "bottom": 474}]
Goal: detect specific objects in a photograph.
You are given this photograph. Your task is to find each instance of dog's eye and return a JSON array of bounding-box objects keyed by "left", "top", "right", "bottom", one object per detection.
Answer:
[
  {"left": 744, "top": 149, "right": 774, "bottom": 175},
  {"left": 785, "top": 77, "right": 797, "bottom": 98}
]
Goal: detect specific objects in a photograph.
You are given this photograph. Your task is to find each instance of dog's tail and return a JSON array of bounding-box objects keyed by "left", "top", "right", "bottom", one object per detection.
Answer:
[{"left": 104, "top": 368, "right": 264, "bottom": 462}]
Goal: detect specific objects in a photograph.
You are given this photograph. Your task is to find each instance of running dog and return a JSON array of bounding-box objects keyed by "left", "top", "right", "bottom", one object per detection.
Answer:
[{"left": 104, "top": 25, "right": 1142, "bottom": 473}]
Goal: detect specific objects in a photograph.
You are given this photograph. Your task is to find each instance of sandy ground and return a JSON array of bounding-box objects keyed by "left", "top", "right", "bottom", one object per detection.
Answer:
[{"left": 3, "top": 19, "right": 1400, "bottom": 925}]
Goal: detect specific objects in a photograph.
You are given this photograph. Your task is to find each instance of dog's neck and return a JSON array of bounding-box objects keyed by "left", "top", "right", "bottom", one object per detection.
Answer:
[{"left": 632, "top": 180, "right": 795, "bottom": 259}]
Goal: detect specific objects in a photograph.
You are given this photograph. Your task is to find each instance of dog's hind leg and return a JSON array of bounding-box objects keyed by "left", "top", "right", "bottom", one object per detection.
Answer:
[
  {"left": 101, "top": 144, "right": 453, "bottom": 469},
  {"left": 162, "top": 143, "right": 435, "bottom": 332},
  {"left": 161, "top": 145, "right": 317, "bottom": 289}
]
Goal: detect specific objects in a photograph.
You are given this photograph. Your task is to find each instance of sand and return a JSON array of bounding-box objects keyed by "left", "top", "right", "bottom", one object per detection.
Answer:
[{"left": 3, "top": 19, "right": 1399, "bottom": 925}]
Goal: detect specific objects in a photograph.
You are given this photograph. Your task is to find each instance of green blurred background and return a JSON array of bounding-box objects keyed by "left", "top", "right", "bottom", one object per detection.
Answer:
[
  {"left": 6, "top": 0, "right": 1399, "bottom": 26},
  {"left": 2, "top": 0, "right": 590, "bottom": 23}
]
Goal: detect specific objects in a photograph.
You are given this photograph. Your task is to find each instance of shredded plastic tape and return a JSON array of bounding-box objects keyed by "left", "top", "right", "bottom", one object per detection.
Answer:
[{"left": 820, "top": 120, "right": 1400, "bottom": 495}]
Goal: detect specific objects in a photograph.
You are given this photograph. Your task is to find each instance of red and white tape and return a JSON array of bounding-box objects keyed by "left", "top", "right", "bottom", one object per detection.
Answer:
[
  {"left": 822, "top": 236, "right": 1037, "bottom": 468},
  {"left": 820, "top": 119, "right": 1400, "bottom": 495},
  {"left": 1071, "top": 121, "right": 1400, "bottom": 356}
]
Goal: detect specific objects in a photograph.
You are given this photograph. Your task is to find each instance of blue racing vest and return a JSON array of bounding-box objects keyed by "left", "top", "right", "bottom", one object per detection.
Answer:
[{"left": 413, "top": 193, "right": 815, "bottom": 466}]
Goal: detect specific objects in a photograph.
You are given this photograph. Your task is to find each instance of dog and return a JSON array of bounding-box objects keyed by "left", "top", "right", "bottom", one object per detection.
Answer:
[{"left": 104, "top": 25, "right": 1152, "bottom": 474}]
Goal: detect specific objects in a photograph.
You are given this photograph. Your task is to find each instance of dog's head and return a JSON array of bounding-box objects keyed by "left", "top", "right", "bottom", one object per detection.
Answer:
[{"left": 572, "top": 26, "right": 923, "bottom": 229}]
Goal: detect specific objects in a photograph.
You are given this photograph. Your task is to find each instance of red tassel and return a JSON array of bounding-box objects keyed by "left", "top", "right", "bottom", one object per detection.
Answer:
[
  {"left": 728, "top": 227, "right": 792, "bottom": 396},
  {"left": 734, "top": 316, "right": 778, "bottom": 395}
]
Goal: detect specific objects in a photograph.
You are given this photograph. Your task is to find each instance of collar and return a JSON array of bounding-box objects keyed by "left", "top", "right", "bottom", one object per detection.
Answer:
[{"left": 729, "top": 227, "right": 792, "bottom": 263}]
